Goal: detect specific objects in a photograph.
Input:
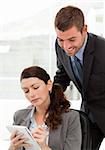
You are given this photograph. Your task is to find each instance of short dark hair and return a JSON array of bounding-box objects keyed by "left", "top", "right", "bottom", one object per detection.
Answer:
[{"left": 55, "top": 5, "right": 85, "bottom": 32}]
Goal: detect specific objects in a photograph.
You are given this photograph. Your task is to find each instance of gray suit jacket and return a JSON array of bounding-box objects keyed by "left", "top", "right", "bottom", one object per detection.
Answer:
[{"left": 13, "top": 105, "right": 82, "bottom": 150}]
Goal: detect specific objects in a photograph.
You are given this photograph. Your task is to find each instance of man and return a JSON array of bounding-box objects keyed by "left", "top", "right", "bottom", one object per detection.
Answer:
[{"left": 54, "top": 5, "right": 105, "bottom": 150}]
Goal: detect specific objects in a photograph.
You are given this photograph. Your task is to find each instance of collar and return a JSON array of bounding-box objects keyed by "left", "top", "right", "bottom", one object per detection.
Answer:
[
  {"left": 75, "top": 34, "right": 88, "bottom": 64},
  {"left": 30, "top": 106, "right": 35, "bottom": 119}
]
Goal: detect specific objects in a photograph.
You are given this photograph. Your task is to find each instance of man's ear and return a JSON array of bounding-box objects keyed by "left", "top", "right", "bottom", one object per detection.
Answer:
[
  {"left": 47, "top": 80, "right": 53, "bottom": 92},
  {"left": 83, "top": 25, "right": 87, "bottom": 32}
]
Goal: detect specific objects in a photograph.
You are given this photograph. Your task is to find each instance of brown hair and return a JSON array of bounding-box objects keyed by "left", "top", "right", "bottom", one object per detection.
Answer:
[
  {"left": 20, "top": 66, "right": 70, "bottom": 130},
  {"left": 55, "top": 5, "right": 84, "bottom": 32}
]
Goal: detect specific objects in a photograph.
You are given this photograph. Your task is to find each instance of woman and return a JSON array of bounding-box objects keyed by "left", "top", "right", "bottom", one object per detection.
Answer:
[{"left": 9, "top": 66, "right": 82, "bottom": 150}]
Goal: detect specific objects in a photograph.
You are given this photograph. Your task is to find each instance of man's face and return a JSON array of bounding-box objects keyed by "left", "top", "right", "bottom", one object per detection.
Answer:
[{"left": 55, "top": 25, "right": 87, "bottom": 56}]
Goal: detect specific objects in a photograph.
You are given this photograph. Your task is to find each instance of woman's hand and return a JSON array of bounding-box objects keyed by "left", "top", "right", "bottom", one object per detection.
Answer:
[
  {"left": 9, "top": 130, "right": 31, "bottom": 150},
  {"left": 32, "top": 126, "right": 49, "bottom": 149}
]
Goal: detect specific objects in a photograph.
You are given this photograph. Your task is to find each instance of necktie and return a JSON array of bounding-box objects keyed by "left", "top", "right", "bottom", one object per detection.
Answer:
[{"left": 71, "top": 56, "right": 83, "bottom": 85}]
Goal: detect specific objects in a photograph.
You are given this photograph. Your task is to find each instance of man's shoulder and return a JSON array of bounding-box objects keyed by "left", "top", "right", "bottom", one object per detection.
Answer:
[
  {"left": 87, "top": 33, "right": 105, "bottom": 51},
  {"left": 88, "top": 32, "right": 105, "bottom": 42}
]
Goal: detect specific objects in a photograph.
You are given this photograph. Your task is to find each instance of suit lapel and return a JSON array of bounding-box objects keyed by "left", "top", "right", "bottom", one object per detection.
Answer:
[
  {"left": 61, "top": 49, "right": 81, "bottom": 90},
  {"left": 48, "top": 125, "right": 62, "bottom": 149},
  {"left": 83, "top": 33, "right": 96, "bottom": 93},
  {"left": 19, "top": 113, "right": 31, "bottom": 128},
  {"left": 18, "top": 107, "right": 33, "bottom": 128},
  {"left": 56, "top": 41, "right": 77, "bottom": 84}
]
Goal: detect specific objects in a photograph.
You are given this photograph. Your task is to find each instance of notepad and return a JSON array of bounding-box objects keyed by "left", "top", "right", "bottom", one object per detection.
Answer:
[{"left": 6, "top": 125, "right": 40, "bottom": 149}]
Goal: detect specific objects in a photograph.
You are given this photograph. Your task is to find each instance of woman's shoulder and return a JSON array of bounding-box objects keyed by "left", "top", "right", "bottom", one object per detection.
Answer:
[
  {"left": 62, "top": 109, "right": 80, "bottom": 123},
  {"left": 14, "top": 105, "right": 33, "bottom": 117},
  {"left": 63, "top": 109, "right": 79, "bottom": 116}
]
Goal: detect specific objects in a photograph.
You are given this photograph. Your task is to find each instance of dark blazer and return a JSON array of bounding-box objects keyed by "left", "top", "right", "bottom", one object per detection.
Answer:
[
  {"left": 13, "top": 106, "right": 81, "bottom": 150},
  {"left": 54, "top": 33, "right": 105, "bottom": 135}
]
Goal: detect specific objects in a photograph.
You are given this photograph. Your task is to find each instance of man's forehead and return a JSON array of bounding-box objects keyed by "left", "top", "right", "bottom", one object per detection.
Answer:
[{"left": 56, "top": 27, "right": 80, "bottom": 40}]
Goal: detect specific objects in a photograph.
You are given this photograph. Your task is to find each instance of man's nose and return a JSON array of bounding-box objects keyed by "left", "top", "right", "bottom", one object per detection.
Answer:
[{"left": 63, "top": 40, "right": 72, "bottom": 50}]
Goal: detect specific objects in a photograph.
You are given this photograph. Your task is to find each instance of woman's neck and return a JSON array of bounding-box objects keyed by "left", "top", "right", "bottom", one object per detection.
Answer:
[
  {"left": 34, "top": 98, "right": 50, "bottom": 125},
  {"left": 35, "top": 110, "right": 47, "bottom": 125}
]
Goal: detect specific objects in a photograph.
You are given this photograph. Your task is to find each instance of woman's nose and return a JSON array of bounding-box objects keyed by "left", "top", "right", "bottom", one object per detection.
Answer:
[{"left": 29, "top": 89, "right": 35, "bottom": 97}]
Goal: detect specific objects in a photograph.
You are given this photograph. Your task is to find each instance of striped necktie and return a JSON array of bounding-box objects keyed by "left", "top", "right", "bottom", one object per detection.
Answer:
[{"left": 71, "top": 56, "right": 83, "bottom": 85}]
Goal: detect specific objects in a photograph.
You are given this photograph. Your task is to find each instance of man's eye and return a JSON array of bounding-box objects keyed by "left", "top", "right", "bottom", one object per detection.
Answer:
[
  {"left": 59, "top": 40, "right": 63, "bottom": 42},
  {"left": 69, "top": 39, "right": 76, "bottom": 42},
  {"left": 57, "top": 38, "right": 63, "bottom": 42}
]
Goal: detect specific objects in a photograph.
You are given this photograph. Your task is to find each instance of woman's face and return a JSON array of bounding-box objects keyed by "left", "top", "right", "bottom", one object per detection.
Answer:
[{"left": 21, "top": 77, "right": 52, "bottom": 107}]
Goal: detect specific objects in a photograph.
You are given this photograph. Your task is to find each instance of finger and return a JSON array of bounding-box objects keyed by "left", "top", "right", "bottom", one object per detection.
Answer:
[
  {"left": 10, "top": 130, "right": 18, "bottom": 139},
  {"left": 11, "top": 133, "right": 27, "bottom": 146},
  {"left": 21, "top": 142, "right": 32, "bottom": 148},
  {"left": 12, "top": 137, "right": 30, "bottom": 147},
  {"left": 32, "top": 127, "right": 45, "bottom": 135}
]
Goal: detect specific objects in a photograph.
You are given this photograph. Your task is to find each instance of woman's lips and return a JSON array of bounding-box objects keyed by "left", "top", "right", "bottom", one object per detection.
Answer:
[{"left": 31, "top": 98, "right": 39, "bottom": 103}]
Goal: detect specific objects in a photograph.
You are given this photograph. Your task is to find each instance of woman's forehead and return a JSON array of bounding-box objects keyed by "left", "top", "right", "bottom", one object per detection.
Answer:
[{"left": 21, "top": 77, "right": 44, "bottom": 88}]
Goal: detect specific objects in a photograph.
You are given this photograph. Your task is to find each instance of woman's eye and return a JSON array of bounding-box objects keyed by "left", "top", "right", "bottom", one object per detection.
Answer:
[
  {"left": 24, "top": 90, "right": 29, "bottom": 93},
  {"left": 34, "top": 87, "right": 39, "bottom": 89}
]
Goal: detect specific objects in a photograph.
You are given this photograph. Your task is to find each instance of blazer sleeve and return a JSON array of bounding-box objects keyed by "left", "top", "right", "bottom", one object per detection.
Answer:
[
  {"left": 54, "top": 39, "right": 71, "bottom": 91},
  {"left": 63, "top": 111, "right": 82, "bottom": 150}
]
